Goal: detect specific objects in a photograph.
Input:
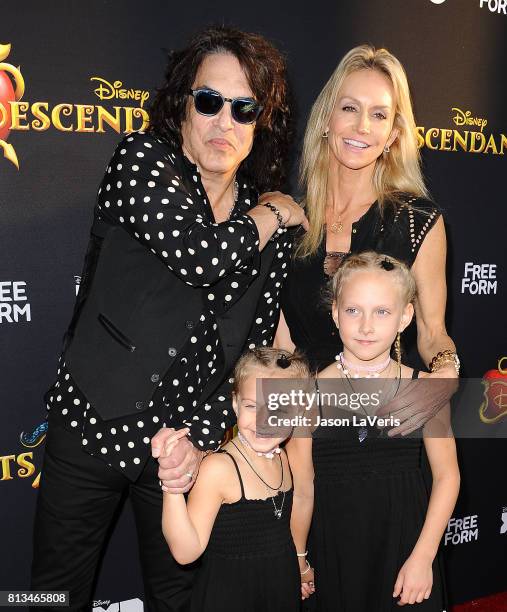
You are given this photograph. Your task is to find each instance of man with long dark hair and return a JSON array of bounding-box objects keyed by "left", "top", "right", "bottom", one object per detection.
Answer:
[{"left": 31, "top": 26, "right": 307, "bottom": 611}]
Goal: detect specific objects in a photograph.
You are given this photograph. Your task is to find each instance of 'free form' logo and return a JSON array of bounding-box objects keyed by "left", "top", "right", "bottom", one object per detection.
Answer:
[
  {"left": 0, "top": 281, "right": 31, "bottom": 323},
  {"left": 444, "top": 515, "right": 479, "bottom": 545},
  {"left": 461, "top": 263, "right": 497, "bottom": 295}
]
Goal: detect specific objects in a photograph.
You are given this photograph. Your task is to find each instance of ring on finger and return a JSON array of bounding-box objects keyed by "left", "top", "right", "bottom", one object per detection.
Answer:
[{"left": 184, "top": 471, "right": 193, "bottom": 481}]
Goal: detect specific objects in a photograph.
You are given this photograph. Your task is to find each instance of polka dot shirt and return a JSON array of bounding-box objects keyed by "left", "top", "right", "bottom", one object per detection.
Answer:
[{"left": 47, "top": 131, "right": 292, "bottom": 481}]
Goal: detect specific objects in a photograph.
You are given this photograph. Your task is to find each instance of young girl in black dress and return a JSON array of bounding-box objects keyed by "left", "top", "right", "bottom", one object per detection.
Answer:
[
  {"left": 162, "top": 348, "right": 315, "bottom": 611},
  {"left": 287, "top": 252, "right": 460, "bottom": 611}
]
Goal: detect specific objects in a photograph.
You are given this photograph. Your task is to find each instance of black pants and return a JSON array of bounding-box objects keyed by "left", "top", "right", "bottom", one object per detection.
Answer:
[{"left": 31, "top": 420, "right": 195, "bottom": 611}]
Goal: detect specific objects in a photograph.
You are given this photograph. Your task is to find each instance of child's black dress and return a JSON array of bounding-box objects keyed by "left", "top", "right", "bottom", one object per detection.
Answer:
[
  {"left": 310, "top": 371, "right": 447, "bottom": 611},
  {"left": 190, "top": 449, "right": 301, "bottom": 611}
]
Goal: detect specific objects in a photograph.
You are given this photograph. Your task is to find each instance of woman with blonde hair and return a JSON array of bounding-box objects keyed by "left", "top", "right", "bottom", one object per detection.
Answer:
[
  {"left": 273, "top": 44, "right": 459, "bottom": 434},
  {"left": 265, "top": 44, "right": 460, "bottom": 610}
]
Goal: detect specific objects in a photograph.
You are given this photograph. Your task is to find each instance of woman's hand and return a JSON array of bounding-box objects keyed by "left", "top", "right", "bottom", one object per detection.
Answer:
[
  {"left": 257, "top": 191, "right": 309, "bottom": 231},
  {"left": 393, "top": 553, "right": 433, "bottom": 605},
  {"left": 298, "top": 557, "right": 316, "bottom": 600}
]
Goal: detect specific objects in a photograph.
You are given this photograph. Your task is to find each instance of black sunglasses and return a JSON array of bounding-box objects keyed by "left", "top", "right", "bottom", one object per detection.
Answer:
[{"left": 189, "top": 88, "right": 263, "bottom": 125}]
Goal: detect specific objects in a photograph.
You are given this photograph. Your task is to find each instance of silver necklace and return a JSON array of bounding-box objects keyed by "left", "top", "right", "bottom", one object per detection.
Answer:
[
  {"left": 227, "top": 179, "right": 239, "bottom": 220},
  {"left": 183, "top": 147, "right": 238, "bottom": 219},
  {"left": 270, "top": 487, "right": 286, "bottom": 520},
  {"left": 339, "top": 355, "right": 400, "bottom": 443},
  {"left": 231, "top": 440, "right": 286, "bottom": 519},
  {"left": 231, "top": 441, "right": 283, "bottom": 490}
]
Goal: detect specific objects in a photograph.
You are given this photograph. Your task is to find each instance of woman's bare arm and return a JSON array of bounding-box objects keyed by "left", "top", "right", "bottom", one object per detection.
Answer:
[{"left": 412, "top": 217, "right": 457, "bottom": 375}]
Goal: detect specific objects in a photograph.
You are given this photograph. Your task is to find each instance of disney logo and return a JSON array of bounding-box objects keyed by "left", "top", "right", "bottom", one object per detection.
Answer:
[
  {"left": 452, "top": 107, "right": 488, "bottom": 132},
  {"left": 91, "top": 77, "right": 149, "bottom": 107},
  {"left": 93, "top": 601, "right": 111, "bottom": 608}
]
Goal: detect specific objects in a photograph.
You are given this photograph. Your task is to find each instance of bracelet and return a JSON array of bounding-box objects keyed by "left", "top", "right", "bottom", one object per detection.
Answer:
[
  {"left": 297, "top": 551, "right": 308, "bottom": 557},
  {"left": 263, "top": 202, "right": 286, "bottom": 230},
  {"left": 429, "top": 350, "right": 460, "bottom": 375},
  {"left": 300, "top": 560, "right": 311, "bottom": 575}
]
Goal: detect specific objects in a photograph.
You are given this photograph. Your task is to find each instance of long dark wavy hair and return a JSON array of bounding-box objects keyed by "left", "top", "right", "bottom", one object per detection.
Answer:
[{"left": 148, "top": 26, "right": 291, "bottom": 192}]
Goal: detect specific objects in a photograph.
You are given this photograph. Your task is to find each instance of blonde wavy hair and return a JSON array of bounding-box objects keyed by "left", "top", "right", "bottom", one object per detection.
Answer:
[
  {"left": 232, "top": 347, "right": 310, "bottom": 394},
  {"left": 297, "top": 44, "right": 428, "bottom": 258},
  {"left": 329, "top": 251, "right": 417, "bottom": 309}
]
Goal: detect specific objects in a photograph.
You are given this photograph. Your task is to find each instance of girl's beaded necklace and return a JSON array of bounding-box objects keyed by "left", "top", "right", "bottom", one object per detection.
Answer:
[
  {"left": 231, "top": 438, "right": 286, "bottom": 519},
  {"left": 334, "top": 353, "right": 400, "bottom": 442},
  {"left": 335, "top": 352, "right": 391, "bottom": 378},
  {"left": 237, "top": 430, "right": 281, "bottom": 459}
]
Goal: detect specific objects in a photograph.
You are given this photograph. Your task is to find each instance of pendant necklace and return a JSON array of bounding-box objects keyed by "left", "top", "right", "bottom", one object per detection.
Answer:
[
  {"left": 329, "top": 214, "right": 343, "bottom": 234},
  {"left": 327, "top": 203, "right": 345, "bottom": 233},
  {"left": 226, "top": 179, "right": 239, "bottom": 221},
  {"left": 336, "top": 354, "right": 398, "bottom": 443},
  {"left": 231, "top": 440, "right": 286, "bottom": 519},
  {"left": 270, "top": 487, "right": 285, "bottom": 519},
  {"left": 185, "top": 148, "right": 238, "bottom": 222}
]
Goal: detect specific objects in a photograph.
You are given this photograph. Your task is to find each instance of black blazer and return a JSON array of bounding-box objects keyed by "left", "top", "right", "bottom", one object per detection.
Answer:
[{"left": 65, "top": 213, "right": 278, "bottom": 421}]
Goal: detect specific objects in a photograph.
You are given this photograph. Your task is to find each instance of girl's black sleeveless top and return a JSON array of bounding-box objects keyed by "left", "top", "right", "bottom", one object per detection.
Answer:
[{"left": 206, "top": 449, "right": 295, "bottom": 558}]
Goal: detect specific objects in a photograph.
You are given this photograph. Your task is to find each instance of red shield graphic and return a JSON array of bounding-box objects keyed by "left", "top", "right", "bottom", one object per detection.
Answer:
[{"left": 480, "top": 359, "right": 507, "bottom": 424}]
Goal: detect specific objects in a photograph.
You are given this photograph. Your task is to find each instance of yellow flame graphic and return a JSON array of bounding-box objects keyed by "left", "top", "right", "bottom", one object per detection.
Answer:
[{"left": 0, "top": 43, "right": 25, "bottom": 168}]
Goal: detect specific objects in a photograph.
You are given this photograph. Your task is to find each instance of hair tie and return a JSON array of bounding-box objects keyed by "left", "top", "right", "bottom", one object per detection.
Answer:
[
  {"left": 380, "top": 258, "right": 394, "bottom": 271},
  {"left": 276, "top": 354, "right": 290, "bottom": 369}
]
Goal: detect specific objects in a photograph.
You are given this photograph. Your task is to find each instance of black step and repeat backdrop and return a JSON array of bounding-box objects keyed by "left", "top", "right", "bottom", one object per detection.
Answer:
[{"left": 1, "top": 1, "right": 506, "bottom": 609}]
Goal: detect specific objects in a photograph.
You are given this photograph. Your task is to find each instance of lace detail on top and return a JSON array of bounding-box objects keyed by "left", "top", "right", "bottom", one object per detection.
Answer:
[{"left": 323, "top": 251, "right": 348, "bottom": 277}]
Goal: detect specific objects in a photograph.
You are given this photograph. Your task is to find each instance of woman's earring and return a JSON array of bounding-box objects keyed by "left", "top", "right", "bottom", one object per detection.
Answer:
[
  {"left": 322, "top": 130, "right": 329, "bottom": 139},
  {"left": 383, "top": 144, "right": 390, "bottom": 153},
  {"left": 394, "top": 332, "right": 401, "bottom": 368}
]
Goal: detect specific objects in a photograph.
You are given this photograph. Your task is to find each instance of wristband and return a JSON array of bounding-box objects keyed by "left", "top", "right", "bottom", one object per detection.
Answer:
[
  {"left": 263, "top": 202, "right": 286, "bottom": 230},
  {"left": 300, "top": 560, "right": 311, "bottom": 575},
  {"left": 429, "top": 350, "right": 460, "bottom": 375}
]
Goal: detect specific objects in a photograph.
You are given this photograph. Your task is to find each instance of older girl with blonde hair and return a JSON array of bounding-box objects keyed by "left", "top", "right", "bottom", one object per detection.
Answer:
[{"left": 286, "top": 252, "right": 459, "bottom": 610}]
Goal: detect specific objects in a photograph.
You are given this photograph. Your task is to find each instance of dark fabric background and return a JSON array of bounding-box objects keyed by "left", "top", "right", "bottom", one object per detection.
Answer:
[{"left": 1, "top": 0, "right": 506, "bottom": 608}]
